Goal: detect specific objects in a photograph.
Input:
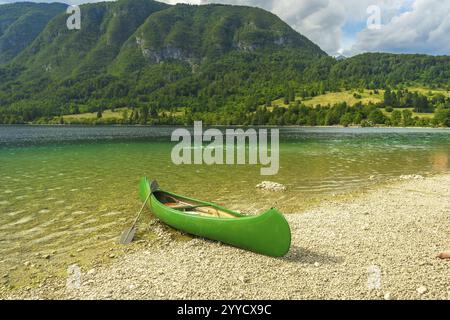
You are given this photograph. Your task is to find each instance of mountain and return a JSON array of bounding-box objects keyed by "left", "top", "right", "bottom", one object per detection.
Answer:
[
  {"left": 14, "top": 0, "right": 170, "bottom": 78},
  {"left": 330, "top": 53, "right": 450, "bottom": 88},
  {"left": 12, "top": 1, "right": 325, "bottom": 79},
  {"left": 0, "top": 0, "right": 448, "bottom": 125},
  {"left": 333, "top": 54, "right": 346, "bottom": 61},
  {"left": 110, "top": 3, "right": 325, "bottom": 74},
  {"left": 0, "top": 2, "right": 66, "bottom": 64},
  {"left": 0, "top": 0, "right": 327, "bottom": 122}
]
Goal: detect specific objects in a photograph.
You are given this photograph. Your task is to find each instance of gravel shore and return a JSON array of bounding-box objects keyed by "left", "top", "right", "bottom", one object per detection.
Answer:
[{"left": 2, "top": 173, "right": 450, "bottom": 300}]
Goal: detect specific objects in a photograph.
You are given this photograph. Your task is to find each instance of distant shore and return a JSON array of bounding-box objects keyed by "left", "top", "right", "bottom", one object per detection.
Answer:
[
  {"left": 1, "top": 123, "right": 449, "bottom": 130},
  {"left": 1, "top": 173, "right": 450, "bottom": 300}
]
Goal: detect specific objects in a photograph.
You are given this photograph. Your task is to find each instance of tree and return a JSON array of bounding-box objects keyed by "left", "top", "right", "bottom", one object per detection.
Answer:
[
  {"left": 434, "top": 106, "right": 450, "bottom": 127},
  {"left": 140, "top": 106, "right": 149, "bottom": 124},
  {"left": 340, "top": 113, "right": 353, "bottom": 127},
  {"left": 97, "top": 108, "right": 103, "bottom": 119},
  {"left": 402, "top": 109, "right": 413, "bottom": 126},
  {"left": 384, "top": 88, "right": 393, "bottom": 107},
  {"left": 289, "top": 88, "right": 296, "bottom": 103},
  {"left": 133, "top": 109, "right": 140, "bottom": 123},
  {"left": 391, "top": 110, "right": 402, "bottom": 126},
  {"left": 122, "top": 109, "right": 129, "bottom": 123},
  {"left": 283, "top": 89, "right": 290, "bottom": 105},
  {"left": 368, "top": 109, "right": 386, "bottom": 125}
]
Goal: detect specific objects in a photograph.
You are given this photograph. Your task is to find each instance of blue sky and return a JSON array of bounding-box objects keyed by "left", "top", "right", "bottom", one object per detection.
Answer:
[{"left": 1, "top": 0, "right": 448, "bottom": 56}]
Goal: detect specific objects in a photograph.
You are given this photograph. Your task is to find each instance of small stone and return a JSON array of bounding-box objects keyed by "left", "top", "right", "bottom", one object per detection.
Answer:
[
  {"left": 2, "top": 273, "right": 8, "bottom": 278},
  {"left": 384, "top": 292, "right": 393, "bottom": 300},
  {"left": 24, "top": 261, "right": 31, "bottom": 267},
  {"left": 238, "top": 276, "right": 249, "bottom": 283},
  {"left": 256, "top": 181, "right": 286, "bottom": 192},
  {"left": 87, "top": 268, "right": 96, "bottom": 276},
  {"left": 362, "top": 225, "right": 370, "bottom": 231},
  {"left": 314, "top": 262, "right": 320, "bottom": 267},
  {"left": 108, "top": 254, "right": 115, "bottom": 259},
  {"left": 417, "top": 286, "right": 427, "bottom": 295},
  {"left": 43, "top": 254, "right": 51, "bottom": 259}
]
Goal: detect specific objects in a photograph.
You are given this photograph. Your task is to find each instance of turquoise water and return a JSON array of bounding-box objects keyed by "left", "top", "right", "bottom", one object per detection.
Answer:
[{"left": 0, "top": 125, "right": 449, "bottom": 286}]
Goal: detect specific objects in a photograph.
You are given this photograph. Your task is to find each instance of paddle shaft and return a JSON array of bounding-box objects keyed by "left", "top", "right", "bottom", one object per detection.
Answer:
[
  {"left": 122, "top": 192, "right": 152, "bottom": 240},
  {"left": 132, "top": 192, "right": 152, "bottom": 227}
]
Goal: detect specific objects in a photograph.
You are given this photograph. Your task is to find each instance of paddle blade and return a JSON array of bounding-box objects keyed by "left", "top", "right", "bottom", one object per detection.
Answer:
[{"left": 119, "top": 227, "right": 137, "bottom": 245}]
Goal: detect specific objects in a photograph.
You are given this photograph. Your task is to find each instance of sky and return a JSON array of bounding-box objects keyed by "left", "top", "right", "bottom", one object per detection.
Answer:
[{"left": 1, "top": 0, "right": 449, "bottom": 56}]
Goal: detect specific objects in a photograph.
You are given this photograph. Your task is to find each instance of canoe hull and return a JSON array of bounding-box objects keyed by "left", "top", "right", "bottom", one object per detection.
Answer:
[{"left": 139, "top": 177, "right": 291, "bottom": 257}]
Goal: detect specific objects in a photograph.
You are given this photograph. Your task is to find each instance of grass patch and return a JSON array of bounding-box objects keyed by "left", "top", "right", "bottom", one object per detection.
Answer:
[
  {"left": 407, "top": 87, "right": 450, "bottom": 98},
  {"left": 270, "top": 89, "right": 384, "bottom": 109},
  {"left": 303, "top": 90, "right": 384, "bottom": 107},
  {"left": 62, "top": 108, "right": 131, "bottom": 121}
]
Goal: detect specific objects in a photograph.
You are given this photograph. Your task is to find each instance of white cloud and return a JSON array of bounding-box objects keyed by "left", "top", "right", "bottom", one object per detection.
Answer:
[{"left": 348, "top": 0, "right": 450, "bottom": 55}]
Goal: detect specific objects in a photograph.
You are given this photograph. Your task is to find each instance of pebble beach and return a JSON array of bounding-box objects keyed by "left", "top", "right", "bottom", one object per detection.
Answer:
[{"left": 1, "top": 173, "right": 450, "bottom": 300}]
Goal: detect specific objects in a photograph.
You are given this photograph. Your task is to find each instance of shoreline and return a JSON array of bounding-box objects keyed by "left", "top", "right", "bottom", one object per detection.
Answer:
[
  {"left": 1, "top": 123, "right": 450, "bottom": 130},
  {"left": 1, "top": 173, "right": 450, "bottom": 300}
]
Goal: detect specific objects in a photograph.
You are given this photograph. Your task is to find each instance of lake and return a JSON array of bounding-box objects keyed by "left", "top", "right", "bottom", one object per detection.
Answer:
[{"left": 0, "top": 125, "right": 449, "bottom": 287}]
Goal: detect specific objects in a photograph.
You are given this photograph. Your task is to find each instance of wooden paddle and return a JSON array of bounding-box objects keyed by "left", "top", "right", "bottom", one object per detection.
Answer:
[{"left": 119, "top": 180, "right": 158, "bottom": 245}]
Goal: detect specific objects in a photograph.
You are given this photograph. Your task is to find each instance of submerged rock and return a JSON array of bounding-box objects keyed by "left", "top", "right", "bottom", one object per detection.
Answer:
[
  {"left": 256, "top": 181, "right": 286, "bottom": 192},
  {"left": 417, "top": 286, "right": 427, "bottom": 295},
  {"left": 399, "top": 174, "right": 424, "bottom": 181}
]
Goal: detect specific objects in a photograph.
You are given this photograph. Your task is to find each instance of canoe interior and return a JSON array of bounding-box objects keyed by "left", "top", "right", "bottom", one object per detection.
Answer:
[{"left": 153, "top": 191, "right": 238, "bottom": 219}]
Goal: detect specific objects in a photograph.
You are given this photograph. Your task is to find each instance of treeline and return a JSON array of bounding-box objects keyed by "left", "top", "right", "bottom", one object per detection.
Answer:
[
  {"left": 329, "top": 53, "right": 450, "bottom": 89},
  {"left": 27, "top": 98, "right": 448, "bottom": 128},
  {"left": 1, "top": 52, "right": 449, "bottom": 126},
  {"left": 1, "top": 88, "right": 449, "bottom": 127},
  {"left": 251, "top": 101, "right": 448, "bottom": 127},
  {"left": 383, "top": 88, "right": 449, "bottom": 113}
]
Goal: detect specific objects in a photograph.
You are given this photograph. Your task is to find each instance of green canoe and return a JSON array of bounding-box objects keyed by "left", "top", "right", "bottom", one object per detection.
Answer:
[{"left": 139, "top": 177, "right": 291, "bottom": 257}]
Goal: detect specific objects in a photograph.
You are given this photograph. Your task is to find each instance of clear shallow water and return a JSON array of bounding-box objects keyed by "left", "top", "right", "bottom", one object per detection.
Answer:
[{"left": 0, "top": 125, "right": 449, "bottom": 285}]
